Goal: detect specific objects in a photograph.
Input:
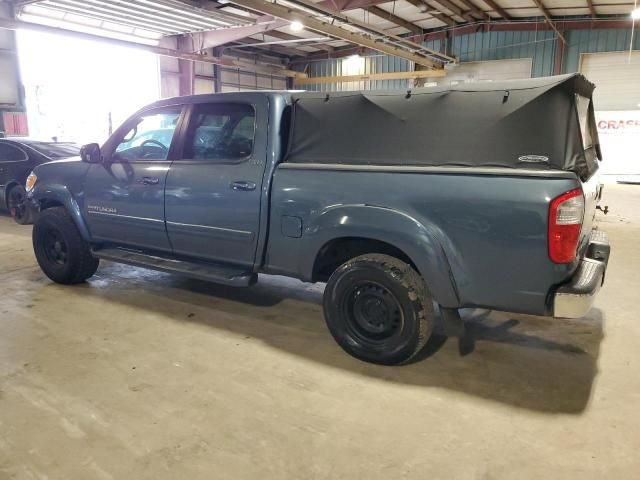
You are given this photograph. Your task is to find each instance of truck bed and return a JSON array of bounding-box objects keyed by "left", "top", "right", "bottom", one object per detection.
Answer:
[{"left": 265, "top": 165, "right": 592, "bottom": 316}]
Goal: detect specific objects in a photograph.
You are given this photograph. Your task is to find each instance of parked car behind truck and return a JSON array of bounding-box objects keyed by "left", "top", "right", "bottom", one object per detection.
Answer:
[
  {"left": 0, "top": 138, "right": 80, "bottom": 224},
  {"left": 26, "top": 74, "right": 610, "bottom": 365}
]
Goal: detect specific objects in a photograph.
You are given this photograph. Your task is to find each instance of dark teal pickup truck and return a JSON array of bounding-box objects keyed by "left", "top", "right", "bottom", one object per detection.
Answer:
[{"left": 26, "top": 74, "right": 610, "bottom": 365}]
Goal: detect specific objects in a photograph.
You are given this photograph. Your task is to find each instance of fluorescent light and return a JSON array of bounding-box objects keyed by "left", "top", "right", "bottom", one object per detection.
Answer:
[
  {"left": 632, "top": 7, "right": 640, "bottom": 19},
  {"left": 290, "top": 20, "right": 304, "bottom": 32}
]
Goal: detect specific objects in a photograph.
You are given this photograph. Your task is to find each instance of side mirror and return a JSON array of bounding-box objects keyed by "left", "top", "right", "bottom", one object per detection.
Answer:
[{"left": 80, "top": 143, "right": 102, "bottom": 163}]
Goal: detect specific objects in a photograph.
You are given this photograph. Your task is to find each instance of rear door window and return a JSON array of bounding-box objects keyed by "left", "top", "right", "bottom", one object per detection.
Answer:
[
  {"left": 0, "top": 143, "right": 28, "bottom": 162},
  {"left": 183, "top": 103, "right": 255, "bottom": 161}
]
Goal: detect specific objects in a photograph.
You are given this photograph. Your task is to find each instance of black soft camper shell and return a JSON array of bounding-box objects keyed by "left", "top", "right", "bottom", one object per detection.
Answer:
[{"left": 285, "top": 73, "right": 601, "bottom": 180}]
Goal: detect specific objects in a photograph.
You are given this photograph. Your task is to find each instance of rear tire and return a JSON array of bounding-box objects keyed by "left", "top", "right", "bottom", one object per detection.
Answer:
[
  {"left": 33, "top": 207, "right": 99, "bottom": 284},
  {"left": 7, "top": 185, "right": 33, "bottom": 225},
  {"left": 323, "top": 253, "right": 434, "bottom": 365}
]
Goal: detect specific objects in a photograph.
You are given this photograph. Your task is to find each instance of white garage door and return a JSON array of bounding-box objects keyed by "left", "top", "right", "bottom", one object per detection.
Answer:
[
  {"left": 581, "top": 52, "right": 640, "bottom": 180},
  {"left": 435, "top": 58, "right": 533, "bottom": 86},
  {"left": 580, "top": 51, "right": 640, "bottom": 111}
]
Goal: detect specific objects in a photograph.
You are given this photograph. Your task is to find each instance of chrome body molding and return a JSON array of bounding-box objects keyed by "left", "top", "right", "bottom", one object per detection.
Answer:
[{"left": 278, "top": 163, "right": 578, "bottom": 179}]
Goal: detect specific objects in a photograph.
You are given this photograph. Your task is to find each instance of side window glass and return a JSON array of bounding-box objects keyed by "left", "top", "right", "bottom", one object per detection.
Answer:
[
  {"left": 575, "top": 94, "right": 593, "bottom": 150},
  {"left": 185, "top": 103, "right": 255, "bottom": 161},
  {"left": 113, "top": 108, "right": 182, "bottom": 161},
  {"left": 0, "top": 143, "right": 27, "bottom": 162}
]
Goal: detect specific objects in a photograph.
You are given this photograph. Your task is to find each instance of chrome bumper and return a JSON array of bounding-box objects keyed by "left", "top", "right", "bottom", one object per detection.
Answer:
[{"left": 553, "top": 230, "right": 610, "bottom": 318}]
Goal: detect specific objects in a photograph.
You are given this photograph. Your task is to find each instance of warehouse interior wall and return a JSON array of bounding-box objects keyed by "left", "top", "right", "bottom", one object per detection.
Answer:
[
  {"left": 0, "top": 3, "right": 27, "bottom": 136},
  {"left": 299, "top": 27, "right": 640, "bottom": 92}
]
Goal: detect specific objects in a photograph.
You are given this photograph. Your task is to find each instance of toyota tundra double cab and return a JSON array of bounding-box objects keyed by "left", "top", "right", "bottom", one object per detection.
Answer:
[{"left": 26, "top": 73, "right": 610, "bottom": 365}]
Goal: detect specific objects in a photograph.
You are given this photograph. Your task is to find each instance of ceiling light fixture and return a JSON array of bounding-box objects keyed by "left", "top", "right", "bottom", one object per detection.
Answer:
[
  {"left": 290, "top": 20, "right": 304, "bottom": 32},
  {"left": 632, "top": 7, "right": 640, "bottom": 19}
]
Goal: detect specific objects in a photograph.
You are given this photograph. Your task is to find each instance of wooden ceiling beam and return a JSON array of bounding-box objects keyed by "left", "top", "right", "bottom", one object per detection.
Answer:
[
  {"left": 293, "top": 68, "right": 446, "bottom": 86},
  {"left": 455, "top": 0, "right": 491, "bottom": 20},
  {"left": 431, "top": 0, "right": 476, "bottom": 22},
  {"left": 531, "top": 0, "right": 568, "bottom": 44},
  {"left": 365, "top": 6, "right": 424, "bottom": 35},
  {"left": 481, "top": 0, "right": 511, "bottom": 19},
  {"left": 228, "top": 0, "right": 441, "bottom": 67},
  {"left": 403, "top": 0, "right": 458, "bottom": 26}
]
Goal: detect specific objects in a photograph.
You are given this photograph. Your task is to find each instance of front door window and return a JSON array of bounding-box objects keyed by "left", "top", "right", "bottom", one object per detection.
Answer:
[{"left": 113, "top": 108, "right": 182, "bottom": 161}]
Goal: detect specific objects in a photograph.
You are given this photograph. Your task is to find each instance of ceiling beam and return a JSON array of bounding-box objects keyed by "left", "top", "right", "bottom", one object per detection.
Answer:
[
  {"left": 316, "top": 0, "right": 388, "bottom": 9},
  {"left": 364, "top": 6, "right": 423, "bottom": 35},
  {"left": 265, "top": 30, "right": 334, "bottom": 52},
  {"left": 530, "top": 0, "right": 567, "bottom": 44},
  {"left": 586, "top": 0, "right": 597, "bottom": 18},
  {"left": 293, "top": 68, "right": 446, "bottom": 86},
  {"left": 226, "top": 37, "right": 309, "bottom": 57},
  {"left": 188, "top": 15, "right": 288, "bottom": 50},
  {"left": 403, "top": 0, "right": 457, "bottom": 26},
  {"left": 269, "top": 0, "right": 455, "bottom": 62},
  {"left": 481, "top": 0, "right": 511, "bottom": 19},
  {"left": 227, "top": 0, "right": 444, "bottom": 67},
  {"left": 0, "top": 17, "right": 306, "bottom": 78},
  {"left": 455, "top": 0, "right": 491, "bottom": 20},
  {"left": 430, "top": 0, "right": 475, "bottom": 22}
]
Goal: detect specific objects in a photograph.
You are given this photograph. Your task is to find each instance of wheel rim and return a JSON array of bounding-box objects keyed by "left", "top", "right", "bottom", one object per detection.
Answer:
[
  {"left": 8, "top": 189, "right": 26, "bottom": 220},
  {"left": 42, "top": 228, "right": 68, "bottom": 265},
  {"left": 341, "top": 281, "right": 404, "bottom": 347}
]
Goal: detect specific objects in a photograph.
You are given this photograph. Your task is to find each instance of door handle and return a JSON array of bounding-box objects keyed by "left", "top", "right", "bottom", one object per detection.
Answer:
[
  {"left": 138, "top": 176, "right": 159, "bottom": 185},
  {"left": 230, "top": 180, "right": 256, "bottom": 191}
]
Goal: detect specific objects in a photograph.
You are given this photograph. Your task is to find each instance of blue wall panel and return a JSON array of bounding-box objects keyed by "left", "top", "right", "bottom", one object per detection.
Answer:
[
  {"left": 564, "top": 28, "right": 640, "bottom": 73},
  {"left": 299, "top": 28, "right": 640, "bottom": 90}
]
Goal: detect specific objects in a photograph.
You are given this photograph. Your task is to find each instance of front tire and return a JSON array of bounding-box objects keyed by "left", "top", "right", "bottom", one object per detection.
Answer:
[
  {"left": 33, "top": 207, "right": 99, "bottom": 284},
  {"left": 7, "top": 185, "right": 33, "bottom": 225},
  {"left": 323, "top": 254, "right": 435, "bottom": 365}
]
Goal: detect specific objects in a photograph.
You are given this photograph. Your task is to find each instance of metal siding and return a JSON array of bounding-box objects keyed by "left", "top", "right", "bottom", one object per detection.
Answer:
[
  {"left": 564, "top": 29, "right": 640, "bottom": 73},
  {"left": 298, "top": 54, "right": 410, "bottom": 92},
  {"left": 299, "top": 28, "right": 640, "bottom": 91}
]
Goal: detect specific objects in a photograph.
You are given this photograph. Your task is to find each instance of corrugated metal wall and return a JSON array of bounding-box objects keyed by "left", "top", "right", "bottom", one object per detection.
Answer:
[
  {"left": 448, "top": 29, "right": 557, "bottom": 77},
  {"left": 303, "top": 55, "right": 412, "bottom": 91},
  {"left": 300, "top": 27, "right": 640, "bottom": 91},
  {"left": 564, "top": 28, "right": 640, "bottom": 73}
]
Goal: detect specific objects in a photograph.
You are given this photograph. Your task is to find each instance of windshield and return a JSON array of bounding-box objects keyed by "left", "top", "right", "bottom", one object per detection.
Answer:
[{"left": 27, "top": 142, "right": 81, "bottom": 159}]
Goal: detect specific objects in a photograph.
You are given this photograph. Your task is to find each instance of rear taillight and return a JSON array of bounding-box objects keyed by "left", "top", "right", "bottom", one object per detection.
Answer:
[{"left": 548, "top": 188, "right": 584, "bottom": 263}]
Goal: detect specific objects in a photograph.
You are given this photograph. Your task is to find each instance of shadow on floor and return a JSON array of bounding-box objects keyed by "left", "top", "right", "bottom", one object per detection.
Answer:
[{"left": 58, "top": 263, "right": 604, "bottom": 414}]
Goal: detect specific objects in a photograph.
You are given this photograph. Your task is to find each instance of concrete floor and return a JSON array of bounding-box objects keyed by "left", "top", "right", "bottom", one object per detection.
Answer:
[{"left": 0, "top": 185, "right": 638, "bottom": 479}]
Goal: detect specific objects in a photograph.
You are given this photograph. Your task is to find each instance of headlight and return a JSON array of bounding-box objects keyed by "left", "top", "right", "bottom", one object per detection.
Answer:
[{"left": 25, "top": 172, "right": 37, "bottom": 192}]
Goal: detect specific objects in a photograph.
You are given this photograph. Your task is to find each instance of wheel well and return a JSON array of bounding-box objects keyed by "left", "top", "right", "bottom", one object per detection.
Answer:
[
  {"left": 38, "top": 199, "right": 64, "bottom": 210},
  {"left": 312, "top": 237, "right": 417, "bottom": 282},
  {"left": 4, "top": 181, "right": 18, "bottom": 205}
]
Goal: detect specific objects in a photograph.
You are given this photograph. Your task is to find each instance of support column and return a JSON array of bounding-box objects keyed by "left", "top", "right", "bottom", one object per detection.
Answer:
[
  {"left": 553, "top": 30, "right": 566, "bottom": 75},
  {"left": 177, "top": 35, "right": 195, "bottom": 96}
]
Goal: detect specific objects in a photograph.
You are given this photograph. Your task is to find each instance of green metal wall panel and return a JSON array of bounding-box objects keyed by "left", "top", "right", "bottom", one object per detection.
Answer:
[
  {"left": 298, "top": 27, "right": 640, "bottom": 90},
  {"left": 564, "top": 28, "right": 640, "bottom": 73},
  {"left": 447, "top": 30, "right": 557, "bottom": 77}
]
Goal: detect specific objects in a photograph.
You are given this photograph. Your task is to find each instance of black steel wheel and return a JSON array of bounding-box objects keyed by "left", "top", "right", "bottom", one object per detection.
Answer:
[
  {"left": 33, "top": 207, "right": 99, "bottom": 284},
  {"left": 323, "top": 253, "right": 434, "bottom": 365},
  {"left": 7, "top": 185, "right": 33, "bottom": 225}
]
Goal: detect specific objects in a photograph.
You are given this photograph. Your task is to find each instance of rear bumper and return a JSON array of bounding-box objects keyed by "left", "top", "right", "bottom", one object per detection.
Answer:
[{"left": 553, "top": 230, "right": 610, "bottom": 318}]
